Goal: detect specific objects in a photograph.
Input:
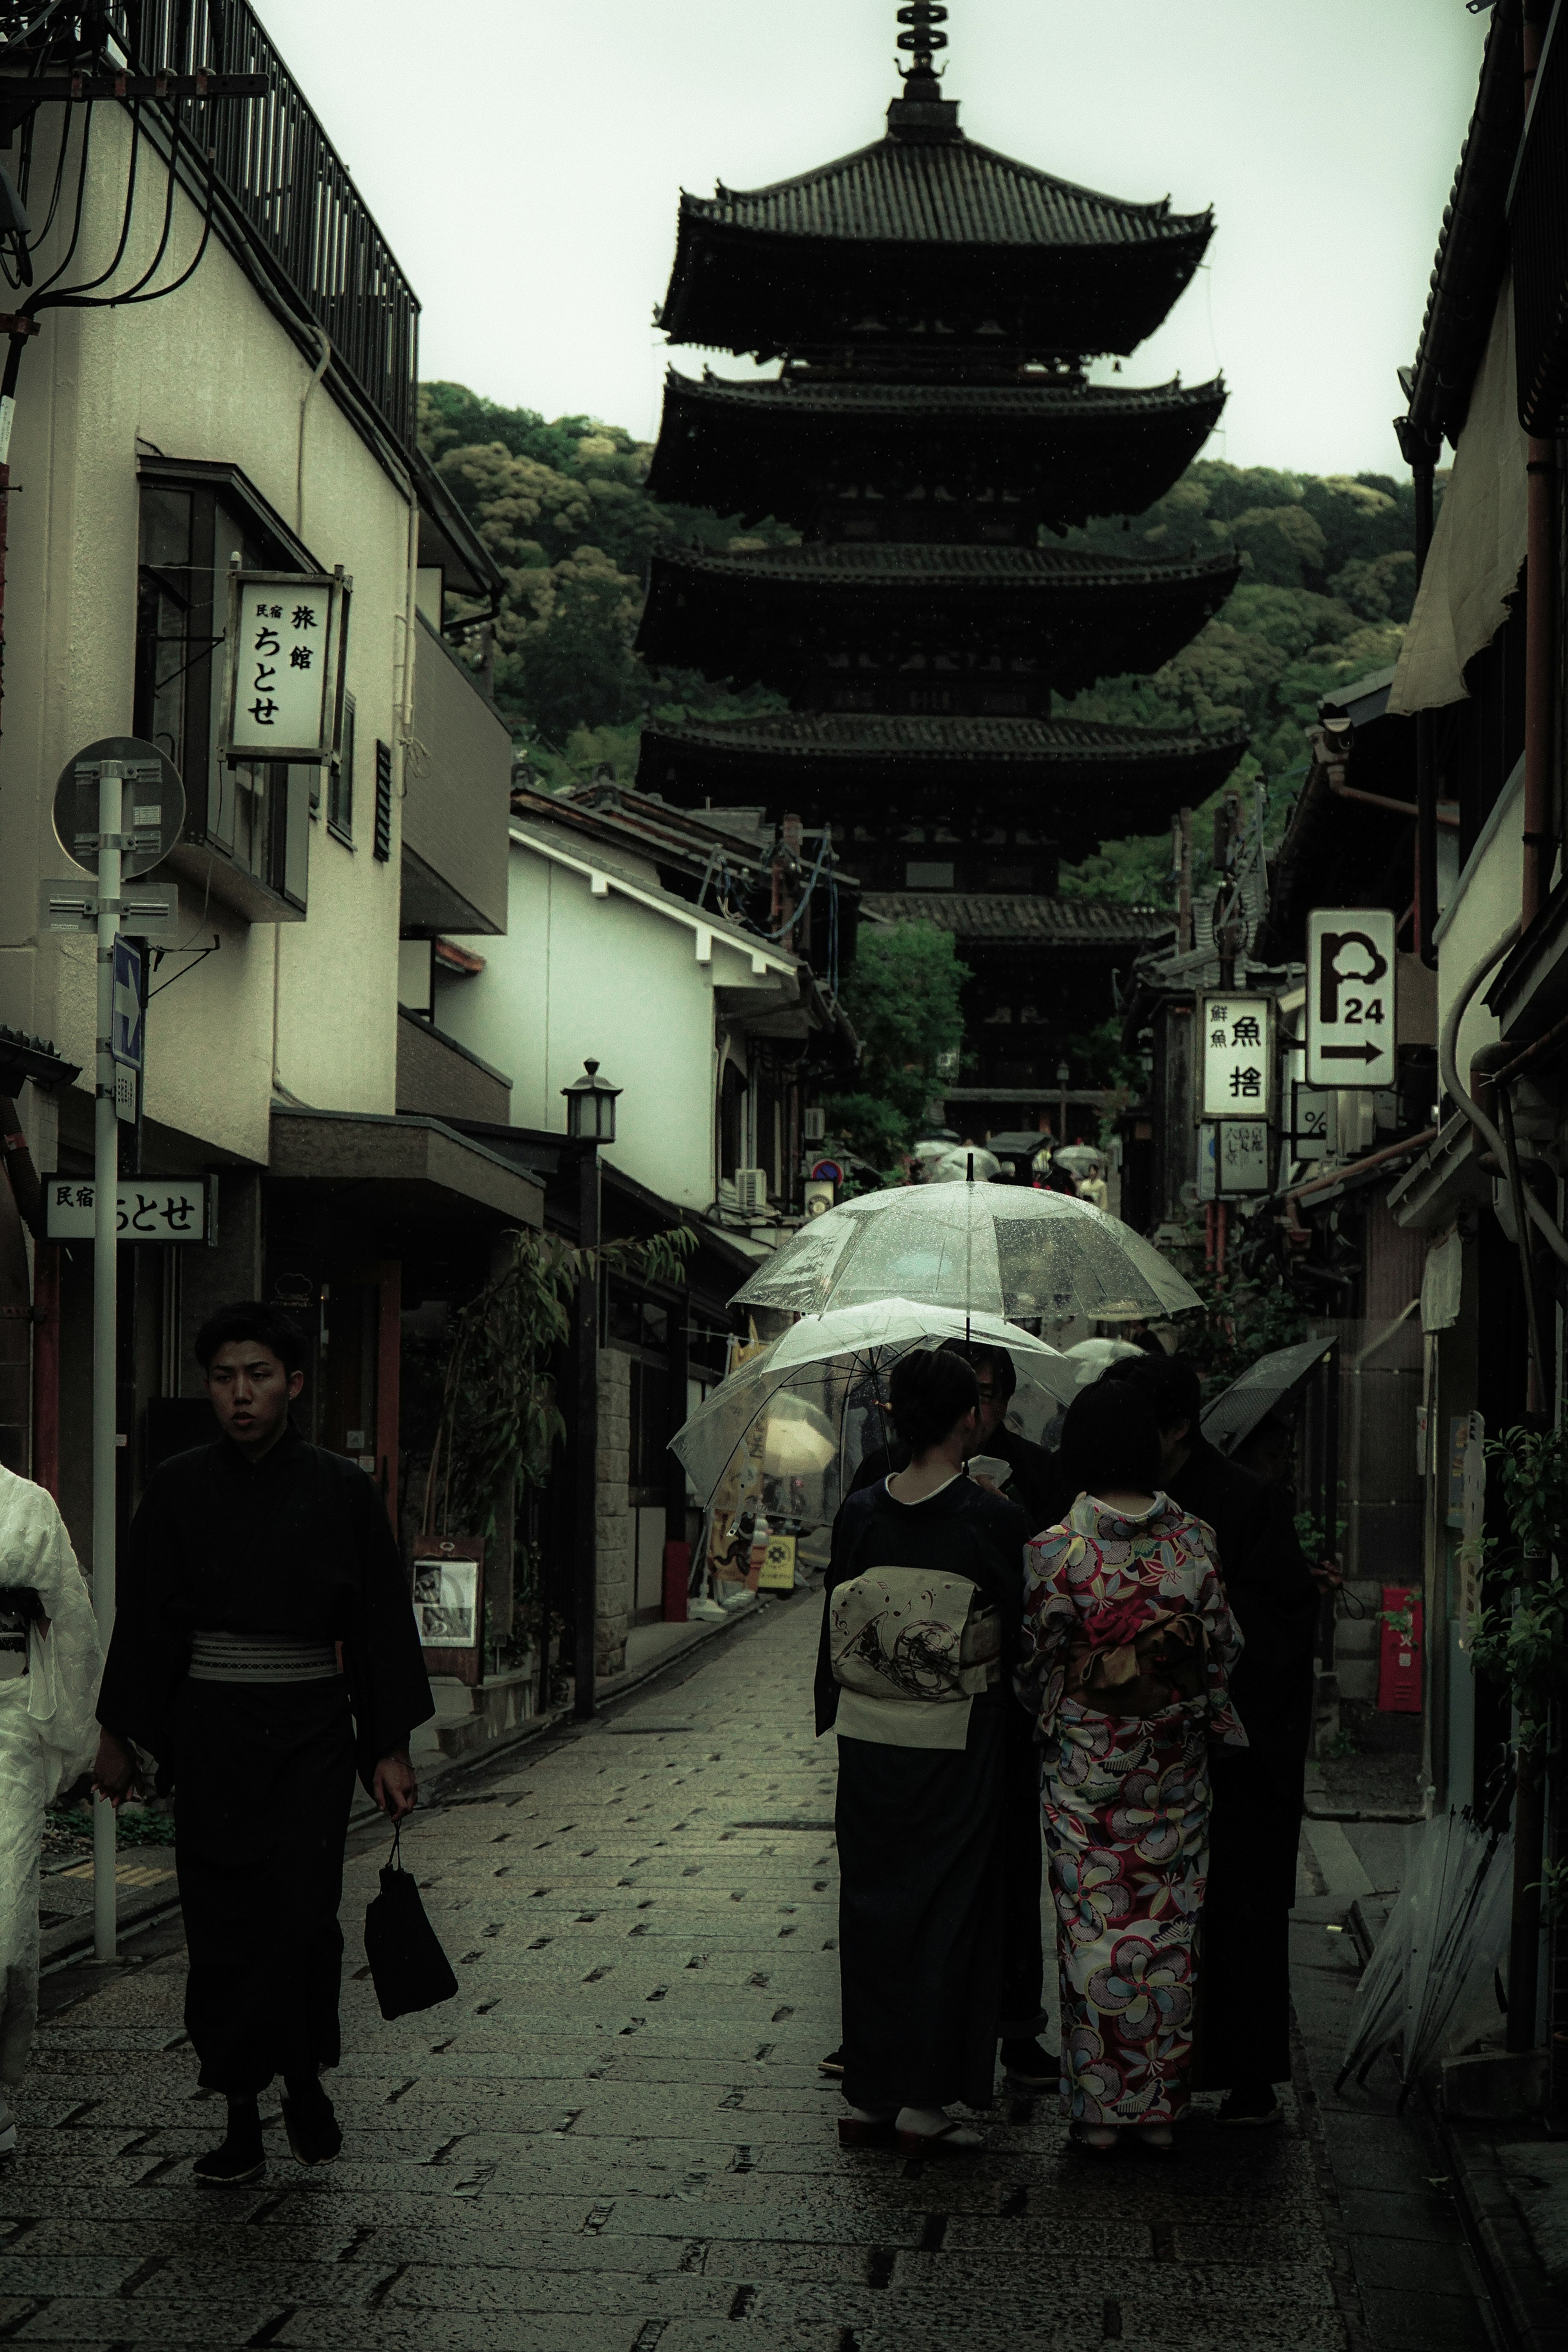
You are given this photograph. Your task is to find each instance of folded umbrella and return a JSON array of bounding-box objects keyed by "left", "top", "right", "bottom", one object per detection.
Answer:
[
  {"left": 672, "top": 1297, "right": 1078, "bottom": 1523},
  {"left": 731, "top": 1182, "right": 1200, "bottom": 1323}
]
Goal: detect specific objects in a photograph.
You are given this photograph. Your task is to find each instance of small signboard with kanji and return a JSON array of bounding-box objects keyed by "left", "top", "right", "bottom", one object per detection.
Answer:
[
  {"left": 220, "top": 568, "right": 350, "bottom": 765},
  {"left": 1216, "top": 1119, "right": 1272, "bottom": 1194},
  {"left": 45, "top": 1176, "right": 216, "bottom": 1243},
  {"left": 1200, "top": 993, "right": 1275, "bottom": 1120}
]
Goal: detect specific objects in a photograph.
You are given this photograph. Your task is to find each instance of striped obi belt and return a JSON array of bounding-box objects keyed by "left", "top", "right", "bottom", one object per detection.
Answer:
[{"left": 187, "top": 1631, "right": 341, "bottom": 1685}]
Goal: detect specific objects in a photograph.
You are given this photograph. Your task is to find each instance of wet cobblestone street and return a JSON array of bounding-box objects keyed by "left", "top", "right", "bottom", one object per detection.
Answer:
[{"left": 0, "top": 1595, "right": 1487, "bottom": 2350}]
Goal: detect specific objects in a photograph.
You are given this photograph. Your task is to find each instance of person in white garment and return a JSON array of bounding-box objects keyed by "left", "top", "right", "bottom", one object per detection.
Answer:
[{"left": 0, "top": 1463, "right": 103, "bottom": 2158}]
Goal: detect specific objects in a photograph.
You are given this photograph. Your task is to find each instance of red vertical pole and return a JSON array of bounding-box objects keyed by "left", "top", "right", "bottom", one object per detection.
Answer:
[
  {"left": 375, "top": 1258, "right": 401, "bottom": 1537},
  {"left": 31, "top": 1242, "right": 60, "bottom": 1497}
]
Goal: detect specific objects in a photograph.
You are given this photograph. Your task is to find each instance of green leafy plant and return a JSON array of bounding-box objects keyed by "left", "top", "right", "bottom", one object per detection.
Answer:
[
  {"left": 421, "top": 1224, "right": 697, "bottom": 1616},
  {"left": 1530, "top": 1856, "right": 1568, "bottom": 1923},
  {"left": 1468, "top": 1423, "right": 1568, "bottom": 1753},
  {"left": 824, "top": 921, "right": 969, "bottom": 1174}
]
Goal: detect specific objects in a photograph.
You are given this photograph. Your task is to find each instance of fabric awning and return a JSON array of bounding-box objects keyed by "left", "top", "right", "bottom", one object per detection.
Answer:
[{"left": 1388, "top": 280, "right": 1528, "bottom": 717}]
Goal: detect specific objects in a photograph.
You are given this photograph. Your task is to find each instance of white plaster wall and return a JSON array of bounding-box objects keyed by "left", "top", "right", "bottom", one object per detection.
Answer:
[
  {"left": 1435, "top": 766, "right": 1524, "bottom": 1092},
  {"left": 0, "top": 107, "right": 410, "bottom": 1165},
  {"left": 435, "top": 845, "right": 726, "bottom": 1212}
]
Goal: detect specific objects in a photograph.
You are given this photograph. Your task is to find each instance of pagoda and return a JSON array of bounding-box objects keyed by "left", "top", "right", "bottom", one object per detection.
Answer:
[{"left": 635, "top": 6, "right": 1246, "bottom": 1128}]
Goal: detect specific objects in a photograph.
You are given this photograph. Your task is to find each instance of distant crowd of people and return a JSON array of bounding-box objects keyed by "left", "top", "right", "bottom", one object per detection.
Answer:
[{"left": 818, "top": 1339, "right": 1329, "bottom": 2156}]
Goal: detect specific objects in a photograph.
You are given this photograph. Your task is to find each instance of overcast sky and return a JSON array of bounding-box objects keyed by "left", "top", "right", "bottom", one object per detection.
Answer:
[{"left": 257, "top": 0, "right": 1486, "bottom": 481}]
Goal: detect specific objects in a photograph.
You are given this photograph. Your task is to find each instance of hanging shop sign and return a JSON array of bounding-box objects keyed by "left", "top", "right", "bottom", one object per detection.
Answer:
[
  {"left": 45, "top": 1175, "right": 217, "bottom": 1243},
  {"left": 1215, "top": 1119, "right": 1272, "bottom": 1194},
  {"left": 1199, "top": 993, "right": 1275, "bottom": 1120},
  {"left": 1291, "top": 1081, "right": 1336, "bottom": 1161},
  {"left": 219, "top": 566, "right": 352, "bottom": 766},
  {"left": 1305, "top": 907, "right": 1396, "bottom": 1088}
]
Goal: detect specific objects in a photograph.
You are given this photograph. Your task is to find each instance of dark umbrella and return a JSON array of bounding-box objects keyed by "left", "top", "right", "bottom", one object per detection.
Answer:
[{"left": 1200, "top": 1335, "right": 1337, "bottom": 1457}]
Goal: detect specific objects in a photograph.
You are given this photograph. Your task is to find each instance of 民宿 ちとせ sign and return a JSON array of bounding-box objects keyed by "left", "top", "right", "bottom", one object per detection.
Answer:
[
  {"left": 220, "top": 568, "right": 351, "bottom": 765},
  {"left": 45, "top": 1176, "right": 216, "bottom": 1243},
  {"left": 1200, "top": 993, "right": 1275, "bottom": 1120},
  {"left": 1306, "top": 908, "right": 1396, "bottom": 1088}
]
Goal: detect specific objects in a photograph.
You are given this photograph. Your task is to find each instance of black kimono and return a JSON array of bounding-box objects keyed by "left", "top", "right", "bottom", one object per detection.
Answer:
[
  {"left": 97, "top": 1430, "right": 433, "bottom": 2097},
  {"left": 816, "top": 1476, "right": 1030, "bottom": 2114},
  {"left": 1164, "top": 1437, "right": 1319, "bottom": 2089},
  {"left": 849, "top": 1443, "right": 1051, "bottom": 2042}
]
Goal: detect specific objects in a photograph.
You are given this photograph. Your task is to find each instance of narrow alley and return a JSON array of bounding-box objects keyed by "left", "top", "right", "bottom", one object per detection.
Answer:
[{"left": 2, "top": 1597, "right": 1506, "bottom": 2352}]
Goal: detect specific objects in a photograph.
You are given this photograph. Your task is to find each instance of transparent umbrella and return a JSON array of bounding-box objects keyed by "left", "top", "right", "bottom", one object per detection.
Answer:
[
  {"left": 671, "top": 1297, "right": 1079, "bottom": 1525},
  {"left": 731, "top": 1183, "right": 1200, "bottom": 1323},
  {"left": 1336, "top": 1809, "right": 1513, "bottom": 2107}
]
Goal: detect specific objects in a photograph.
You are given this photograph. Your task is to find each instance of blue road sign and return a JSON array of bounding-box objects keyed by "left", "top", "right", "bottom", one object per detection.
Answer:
[{"left": 110, "top": 937, "right": 144, "bottom": 1070}]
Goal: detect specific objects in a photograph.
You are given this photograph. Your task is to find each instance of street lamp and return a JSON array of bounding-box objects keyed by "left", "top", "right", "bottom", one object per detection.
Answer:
[
  {"left": 562, "top": 1058, "right": 621, "bottom": 1144},
  {"left": 561, "top": 1060, "right": 621, "bottom": 1726},
  {"left": 1056, "top": 1059, "right": 1071, "bottom": 1149}
]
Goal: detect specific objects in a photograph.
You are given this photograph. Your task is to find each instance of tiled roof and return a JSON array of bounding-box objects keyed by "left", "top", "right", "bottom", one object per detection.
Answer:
[
  {"left": 862, "top": 893, "right": 1169, "bottom": 944},
  {"left": 654, "top": 712, "right": 1247, "bottom": 766},
  {"left": 688, "top": 136, "right": 1210, "bottom": 251},
  {"left": 651, "top": 542, "right": 1239, "bottom": 591},
  {"left": 666, "top": 370, "right": 1226, "bottom": 421}
]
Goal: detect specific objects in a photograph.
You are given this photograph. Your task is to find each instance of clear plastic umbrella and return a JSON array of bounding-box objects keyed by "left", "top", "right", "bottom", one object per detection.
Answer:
[
  {"left": 671, "top": 1297, "right": 1078, "bottom": 1524},
  {"left": 1336, "top": 1809, "right": 1513, "bottom": 2107},
  {"left": 731, "top": 1182, "right": 1200, "bottom": 1322}
]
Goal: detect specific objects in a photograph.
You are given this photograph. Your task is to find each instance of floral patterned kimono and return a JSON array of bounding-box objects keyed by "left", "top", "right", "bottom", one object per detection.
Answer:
[{"left": 1021, "top": 1493, "right": 1245, "bottom": 2128}]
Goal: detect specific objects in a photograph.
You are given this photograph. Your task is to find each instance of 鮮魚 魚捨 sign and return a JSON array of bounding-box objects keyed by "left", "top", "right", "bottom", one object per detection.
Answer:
[{"left": 1200, "top": 993, "right": 1275, "bottom": 1120}]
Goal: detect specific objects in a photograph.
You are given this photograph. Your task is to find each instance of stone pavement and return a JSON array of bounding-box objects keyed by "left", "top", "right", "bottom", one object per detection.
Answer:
[{"left": 0, "top": 1590, "right": 1501, "bottom": 2352}]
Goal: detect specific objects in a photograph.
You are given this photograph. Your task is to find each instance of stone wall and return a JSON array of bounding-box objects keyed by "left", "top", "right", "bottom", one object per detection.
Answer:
[{"left": 595, "top": 1347, "right": 633, "bottom": 1677}]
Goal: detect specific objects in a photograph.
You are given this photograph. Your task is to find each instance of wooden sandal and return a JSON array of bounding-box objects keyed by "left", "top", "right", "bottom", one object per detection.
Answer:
[
  {"left": 837, "top": 2115, "right": 896, "bottom": 2148},
  {"left": 894, "top": 2120, "right": 982, "bottom": 2158}
]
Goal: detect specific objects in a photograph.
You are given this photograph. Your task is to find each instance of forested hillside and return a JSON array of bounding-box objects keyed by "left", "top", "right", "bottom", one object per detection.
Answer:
[{"left": 420, "top": 381, "right": 1424, "bottom": 894}]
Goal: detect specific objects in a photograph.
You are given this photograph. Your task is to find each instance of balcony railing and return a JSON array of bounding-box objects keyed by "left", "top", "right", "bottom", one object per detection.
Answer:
[{"left": 18, "top": 0, "right": 420, "bottom": 450}]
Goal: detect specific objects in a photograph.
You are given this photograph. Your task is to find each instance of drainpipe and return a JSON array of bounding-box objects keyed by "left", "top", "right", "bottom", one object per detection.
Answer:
[
  {"left": 1523, "top": 0, "right": 1557, "bottom": 929},
  {"left": 1412, "top": 452, "right": 1441, "bottom": 967}
]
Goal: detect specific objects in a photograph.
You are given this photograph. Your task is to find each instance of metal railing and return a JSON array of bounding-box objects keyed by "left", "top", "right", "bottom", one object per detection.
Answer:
[{"left": 9, "top": 0, "right": 420, "bottom": 449}]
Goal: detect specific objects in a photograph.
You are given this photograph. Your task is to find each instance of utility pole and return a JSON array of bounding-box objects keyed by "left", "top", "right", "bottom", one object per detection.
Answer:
[{"left": 91, "top": 760, "right": 124, "bottom": 1962}]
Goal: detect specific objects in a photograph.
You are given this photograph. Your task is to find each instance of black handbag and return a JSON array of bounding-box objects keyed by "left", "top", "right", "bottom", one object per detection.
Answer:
[{"left": 363, "top": 1820, "right": 459, "bottom": 2020}]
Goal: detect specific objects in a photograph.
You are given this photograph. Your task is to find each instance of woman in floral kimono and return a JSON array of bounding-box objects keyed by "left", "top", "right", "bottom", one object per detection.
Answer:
[{"left": 1020, "top": 1383, "right": 1244, "bottom": 2154}]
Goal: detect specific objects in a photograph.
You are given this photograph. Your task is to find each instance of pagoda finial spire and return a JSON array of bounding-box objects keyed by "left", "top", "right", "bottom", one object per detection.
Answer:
[
  {"left": 889, "top": 2, "right": 961, "bottom": 138},
  {"left": 896, "top": 3, "right": 949, "bottom": 90}
]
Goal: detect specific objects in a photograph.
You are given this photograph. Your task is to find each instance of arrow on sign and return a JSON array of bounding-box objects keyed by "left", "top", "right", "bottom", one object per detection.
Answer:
[{"left": 1320, "top": 1042, "right": 1385, "bottom": 1063}]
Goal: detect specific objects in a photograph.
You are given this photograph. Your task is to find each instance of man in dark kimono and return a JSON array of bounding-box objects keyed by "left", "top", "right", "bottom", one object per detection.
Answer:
[
  {"left": 94, "top": 1303, "right": 433, "bottom": 2185},
  {"left": 841, "top": 1341, "right": 1054, "bottom": 2095},
  {"left": 1111, "top": 1353, "right": 1325, "bottom": 2125}
]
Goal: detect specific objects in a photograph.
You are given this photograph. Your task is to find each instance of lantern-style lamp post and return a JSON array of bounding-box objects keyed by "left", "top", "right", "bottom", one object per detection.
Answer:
[
  {"left": 1056, "top": 1058, "right": 1071, "bottom": 1150},
  {"left": 561, "top": 1060, "right": 620, "bottom": 1720},
  {"left": 563, "top": 1058, "right": 621, "bottom": 1145}
]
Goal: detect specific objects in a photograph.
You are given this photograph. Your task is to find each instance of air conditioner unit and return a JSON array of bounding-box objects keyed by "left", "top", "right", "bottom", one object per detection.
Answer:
[
  {"left": 802, "top": 1106, "right": 826, "bottom": 1143},
  {"left": 734, "top": 1167, "right": 768, "bottom": 1213}
]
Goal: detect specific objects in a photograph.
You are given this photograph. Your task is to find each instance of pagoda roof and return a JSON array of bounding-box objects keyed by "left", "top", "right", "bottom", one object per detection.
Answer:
[
  {"left": 646, "top": 369, "right": 1227, "bottom": 528},
  {"left": 636, "top": 541, "right": 1241, "bottom": 701},
  {"left": 657, "top": 122, "right": 1213, "bottom": 360},
  {"left": 861, "top": 893, "right": 1168, "bottom": 949},
  {"left": 684, "top": 133, "right": 1209, "bottom": 253},
  {"left": 635, "top": 711, "right": 1249, "bottom": 858}
]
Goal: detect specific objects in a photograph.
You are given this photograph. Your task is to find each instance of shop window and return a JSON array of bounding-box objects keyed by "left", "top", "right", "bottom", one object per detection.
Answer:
[
  {"left": 328, "top": 694, "right": 356, "bottom": 842},
  {"left": 719, "top": 1061, "right": 747, "bottom": 1181}
]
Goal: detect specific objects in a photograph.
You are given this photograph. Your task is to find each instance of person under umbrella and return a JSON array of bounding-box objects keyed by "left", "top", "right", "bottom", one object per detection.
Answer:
[
  {"left": 1021, "top": 1382, "right": 1245, "bottom": 2155},
  {"left": 842, "top": 1337, "right": 1056, "bottom": 2094},
  {"left": 815, "top": 1348, "right": 1031, "bottom": 2156},
  {"left": 1107, "top": 1352, "right": 1327, "bottom": 2126},
  {"left": 94, "top": 1303, "right": 434, "bottom": 2187}
]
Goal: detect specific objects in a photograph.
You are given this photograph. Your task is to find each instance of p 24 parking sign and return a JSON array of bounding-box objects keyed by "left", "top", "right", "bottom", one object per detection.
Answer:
[{"left": 1306, "top": 908, "right": 1396, "bottom": 1089}]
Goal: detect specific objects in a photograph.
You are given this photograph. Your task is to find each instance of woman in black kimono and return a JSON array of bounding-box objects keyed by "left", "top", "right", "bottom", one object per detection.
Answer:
[
  {"left": 95, "top": 1303, "right": 433, "bottom": 2187},
  {"left": 815, "top": 1347, "right": 1031, "bottom": 2156}
]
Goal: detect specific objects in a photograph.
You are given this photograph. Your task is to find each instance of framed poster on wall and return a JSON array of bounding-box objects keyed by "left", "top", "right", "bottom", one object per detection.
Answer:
[{"left": 411, "top": 1536, "right": 486, "bottom": 1688}]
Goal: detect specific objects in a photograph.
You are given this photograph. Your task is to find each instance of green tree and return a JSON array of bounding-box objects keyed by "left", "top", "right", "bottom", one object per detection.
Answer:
[{"left": 826, "top": 924, "right": 970, "bottom": 1172}]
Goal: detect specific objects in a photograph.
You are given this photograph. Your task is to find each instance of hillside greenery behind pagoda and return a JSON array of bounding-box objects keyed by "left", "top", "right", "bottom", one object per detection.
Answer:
[{"left": 420, "top": 379, "right": 1424, "bottom": 902}]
